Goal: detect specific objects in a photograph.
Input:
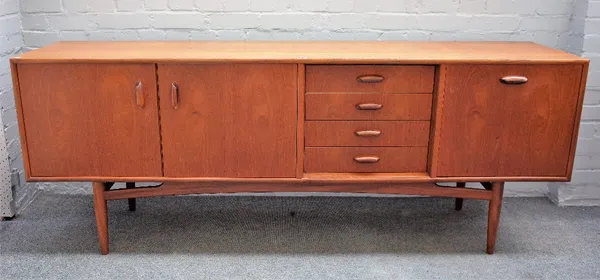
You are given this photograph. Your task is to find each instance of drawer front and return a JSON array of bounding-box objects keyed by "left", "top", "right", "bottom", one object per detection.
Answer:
[
  {"left": 305, "top": 93, "right": 432, "bottom": 120},
  {"left": 305, "top": 121, "right": 430, "bottom": 147},
  {"left": 305, "top": 147, "right": 427, "bottom": 173},
  {"left": 306, "top": 65, "right": 435, "bottom": 93}
]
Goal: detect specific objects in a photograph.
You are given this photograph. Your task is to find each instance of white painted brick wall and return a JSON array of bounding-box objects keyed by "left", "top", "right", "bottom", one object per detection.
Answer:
[
  {"left": 549, "top": 0, "right": 600, "bottom": 205},
  {"left": 16, "top": 0, "right": 574, "bottom": 47},
  {"left": 0, "top": 0, "right": 24, "bottom": 216},
  {"left": 570, "top": 0, "right": 600, "bottom": 176},
  {"left": 7, "top": 0, "right": 600, "bottom": 202}
]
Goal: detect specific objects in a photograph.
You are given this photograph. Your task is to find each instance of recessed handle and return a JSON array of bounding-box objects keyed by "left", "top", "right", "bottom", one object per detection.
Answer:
[
  {"left": 134, "top": 81, "right": 145, "bottom": 108},
  {"left": 355, "top": 130, "right": 381, "bottom": 137},
  {"left": 171, "top": 82, "right": 180, "bottom": 109},
  {"left": 357, "top": 74, "right": 384, "bottom": 83},
  {"left": 353, "top": 156, "right": 380, "bottom": 163},
  {"left": 356, "top": 103, "right": 383, "bottom": 110},
  {"left": 500, "top": 76, "right": 528, "bottom": 85}
]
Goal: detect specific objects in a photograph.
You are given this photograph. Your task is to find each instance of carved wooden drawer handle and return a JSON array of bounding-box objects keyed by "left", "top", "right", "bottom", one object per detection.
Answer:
[
  {"left": 356, "top": 103, "right": 383, "bottom": 110},
  {"left": 357, "top": 74, "right": 385, "bottom": 83},
  {"left": 500, "top": 76, "right": 528, "bottom": 85},
  {"left": 355, "top": 130, "right": 381, "bottom": 137},
  {"left": 354, "top": 156, "right": 380, "bottom": 163},
  {"left": 171, "top": 82, "right": 180, "bottom": 109},
  {"left": 134, "top": 81, "right": 145, "bottom": 108}
]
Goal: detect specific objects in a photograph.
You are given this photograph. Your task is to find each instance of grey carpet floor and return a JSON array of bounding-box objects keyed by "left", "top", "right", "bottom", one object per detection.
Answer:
[{"left": 0, "top": 193, "right": 599, "bottom": 280}]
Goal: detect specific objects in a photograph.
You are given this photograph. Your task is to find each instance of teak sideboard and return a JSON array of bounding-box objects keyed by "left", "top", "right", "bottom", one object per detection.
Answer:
[{"left": 10, "top": 41, "right": 589, "bottom": 255}]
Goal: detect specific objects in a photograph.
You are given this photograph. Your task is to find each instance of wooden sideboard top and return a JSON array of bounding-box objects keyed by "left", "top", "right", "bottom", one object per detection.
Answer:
[{"left": 13, "top": 41, "right": 587, "bottom": 64}]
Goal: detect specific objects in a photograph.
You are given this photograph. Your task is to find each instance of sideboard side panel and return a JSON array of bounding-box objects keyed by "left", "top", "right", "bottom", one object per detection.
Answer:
[
  {"left": 565, "top": 61, "right": 589, "bottom": 180},
  {"left": 9, "top": 60, "right": 32, "bottom": 179}
]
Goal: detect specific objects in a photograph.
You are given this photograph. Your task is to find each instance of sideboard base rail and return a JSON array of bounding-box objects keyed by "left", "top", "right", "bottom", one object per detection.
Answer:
[
  {"left": 102, "top": 181, "right": 493, "bottom": 200},
  {"left": 92, "top": 181, "right": 505, "bottom": 255}
]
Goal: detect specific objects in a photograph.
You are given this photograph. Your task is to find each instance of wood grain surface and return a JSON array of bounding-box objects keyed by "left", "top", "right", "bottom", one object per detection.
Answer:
[
  {"left": 426, "top": 65, "right": 446, "bottom": 177},
  {"left": 434, "top": 64, "right": 583, "bottom": 177},
  {"left": 17, "top": 63, "right": 162, "bottom": 177},
  {"left": 158, "top": 63, "right": 297, "bottom": 177},
  {"left": 13, "top": 41, "right": 587, "bottom": 64},
  {"left": 11, "top": 42, "right": 588, "bottom": 183},
  {"left": 305, "top": 121, "right": 430, "bottom": 147},
  {"left": 93, "top": 182, "right": 109, "bottom": 255},
  {"left": 103, "top": 181, "right": 493, "bottom": 201},
  {"left": 306, "top": 65, "right": 434, "bottom": 93},
  {"left": 304, "top": 147, "right": 427, "bottom": 173},
  {"left": 305, "top": 93, "right": 432, "bottom": 120},
  {"left": 10, "top": 60, "right": 31, "bottom": 178},
  {"left": 486, "top": 181, "right": 505, "bottom": 254},
  {"left": 297, "top": 64, "right": 305, "bottom": 178},
  {"left": 24, "top": 174, "right": 570, "bottom": 183},
  {"left": 565, "top": 62, "right": 590, "bottom": 180}
]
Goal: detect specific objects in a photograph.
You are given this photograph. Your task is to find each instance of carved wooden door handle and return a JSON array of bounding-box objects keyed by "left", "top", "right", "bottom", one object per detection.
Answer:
[
  {"left": 353, "top": 156, "right": 380, "bottom": 163},
  {"left": 171, "top": 82, "right": 180, "bottom": 109},
  {"left": 134, "top": 81, "right": 145, "bottom": 108},
  {"left": 500, "top": 76, "right": 528, "bottom": 85},
  {"left": 356, "top": 103, "right": 383, "bottom": 110},
  {"left": 357, "top": 74, "right": 385, "bottom": 83},
  {"left": 355, "top": 130, "right": 381, "bottom": 137}
]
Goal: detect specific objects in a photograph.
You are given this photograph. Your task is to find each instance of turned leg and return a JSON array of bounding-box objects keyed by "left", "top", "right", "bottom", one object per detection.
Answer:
[
  {"left": 93, "top": 182, "right": 109, "bottom": 255},
  {"left": 455, "top": 182, "right": 466, "bottom": 211},
  {"left": 125, "top": 182, "right": 136, "bottom": 211},
  {"left": 486, "top": 181, "right": 505, "bottom": 254}
]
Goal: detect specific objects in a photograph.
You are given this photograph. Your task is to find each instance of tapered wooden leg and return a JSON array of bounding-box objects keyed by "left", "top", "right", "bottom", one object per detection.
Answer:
[
  {"left": 486, "top": 181, "right": 504, "bottom": 254},
  {"left": 125, "top": 182, "right": 136, "bottom": 211},
  {"left": 455, "top": 182, "right": 466, "bottom": 211},
  {"left": 93, "top": 182, "right": 109, "bottom": 255}
]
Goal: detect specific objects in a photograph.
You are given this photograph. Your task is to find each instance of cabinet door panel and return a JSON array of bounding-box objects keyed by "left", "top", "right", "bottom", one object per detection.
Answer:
[
  {"left": 435, "top": 64, "right": 583, "bottom": 177},
  {"left": 17, "top": 63, "right": 162, "bottom": 177},
  {"left": 158, "top": 64, "right": 297, "bottom": 177}
]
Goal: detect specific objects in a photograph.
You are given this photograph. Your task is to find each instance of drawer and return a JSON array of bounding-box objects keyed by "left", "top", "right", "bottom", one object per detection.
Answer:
[
  {"left": 305, "top": 93, "right": 432, "bottom": 120},
  {"left": 305, "top": 147, "right": 427, "bottom": 173},
  {"left": 305, "top": 121, "right": 430, "bottom": 147},
  {"left": 306, "top": 65, "right": 435, "bottom": 93}
]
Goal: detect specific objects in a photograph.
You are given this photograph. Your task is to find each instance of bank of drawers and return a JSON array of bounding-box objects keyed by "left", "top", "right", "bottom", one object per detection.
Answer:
[{"left": 304, "top": 65, "right": 434, "bottom": 173}]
